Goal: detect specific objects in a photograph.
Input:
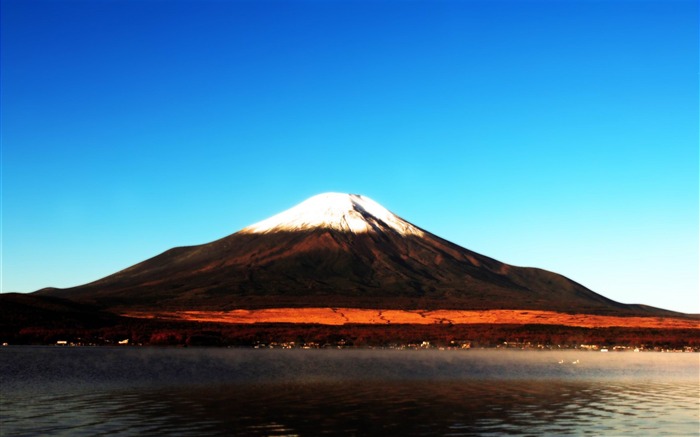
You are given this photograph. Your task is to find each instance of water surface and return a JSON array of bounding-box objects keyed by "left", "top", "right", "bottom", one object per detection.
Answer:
[{"left": 1, "top": 347, "right": 698, "bottom": 436}]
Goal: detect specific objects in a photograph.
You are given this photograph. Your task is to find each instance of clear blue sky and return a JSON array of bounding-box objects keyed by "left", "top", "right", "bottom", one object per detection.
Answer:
[{"left": 2, "top": 0, "right": 698, "bottom": 313}]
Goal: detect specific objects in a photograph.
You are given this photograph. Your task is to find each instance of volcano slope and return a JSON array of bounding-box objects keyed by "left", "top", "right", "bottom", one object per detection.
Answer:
[{"left": 36, "top": 193, "right": 693, "bottom": 331}]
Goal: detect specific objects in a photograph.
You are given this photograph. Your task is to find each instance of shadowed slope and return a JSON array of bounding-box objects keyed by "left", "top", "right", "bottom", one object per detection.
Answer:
[
  {"left": 0, "top": 293, "right": 121, "bottom": 329},
  {"left": 38, "top": 227, "right": 667, "bottom": 316}
]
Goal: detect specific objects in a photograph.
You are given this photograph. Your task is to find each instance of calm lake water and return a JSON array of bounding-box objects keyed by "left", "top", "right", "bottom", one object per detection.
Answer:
[{"left": 1, "top": 347, "right": 698, "bottom": 436}]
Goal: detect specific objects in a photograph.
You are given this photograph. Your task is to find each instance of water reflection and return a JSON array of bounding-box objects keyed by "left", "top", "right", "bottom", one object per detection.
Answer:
[
  {"left": 3, "top": 379, "right": 698, "bottom": 436},
  {"left": 1, "top": 348, "right": 698, "bottom": 436}
]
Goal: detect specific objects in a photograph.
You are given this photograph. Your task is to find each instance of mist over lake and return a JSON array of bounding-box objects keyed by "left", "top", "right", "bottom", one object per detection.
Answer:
[{"left": 2, "top": 347, "right": 697, "bottom": 436}]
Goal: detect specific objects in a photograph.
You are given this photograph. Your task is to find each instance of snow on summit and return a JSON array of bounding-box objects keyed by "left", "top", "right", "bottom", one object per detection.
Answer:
[{"left": 241, "top": 193, "right": 425, "bottom": 236}]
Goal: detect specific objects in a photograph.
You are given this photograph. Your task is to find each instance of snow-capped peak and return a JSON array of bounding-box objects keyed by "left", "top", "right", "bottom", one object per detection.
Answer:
[{"left": 241, "top": 193, "right": 425, "bottom": 237}]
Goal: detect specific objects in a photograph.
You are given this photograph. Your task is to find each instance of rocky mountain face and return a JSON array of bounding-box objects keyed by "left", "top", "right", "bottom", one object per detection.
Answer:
[{"left": 37, "top": 193, "right": 670, "bottom": 316}]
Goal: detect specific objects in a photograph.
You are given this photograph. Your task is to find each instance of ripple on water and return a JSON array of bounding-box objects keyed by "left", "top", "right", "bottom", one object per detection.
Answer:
[{"left": 1, "top": 348, "right": 698, "bottom": 436}]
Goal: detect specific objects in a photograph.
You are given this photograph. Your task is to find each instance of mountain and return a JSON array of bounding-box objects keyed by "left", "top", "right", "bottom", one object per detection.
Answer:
[
  {"left": 0, "top": 293, "right": 121, "bottom": 330},
  {"left": 37, "top": 193, "right": 674, "bottom": 316}
]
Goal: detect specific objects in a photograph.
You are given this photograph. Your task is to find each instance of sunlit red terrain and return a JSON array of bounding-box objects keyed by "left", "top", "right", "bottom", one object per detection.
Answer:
[{"left": 124, "top": 308, "right": 700, "bottom": 330}]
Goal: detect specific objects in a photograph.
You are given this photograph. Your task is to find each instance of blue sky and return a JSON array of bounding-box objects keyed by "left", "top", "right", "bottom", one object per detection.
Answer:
[{"left": 2, "top": 0, "right": 698, "bottom": 313}]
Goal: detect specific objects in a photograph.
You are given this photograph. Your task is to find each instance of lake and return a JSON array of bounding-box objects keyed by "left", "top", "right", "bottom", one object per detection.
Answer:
[{"left": 1, "top": 347, "right": 698, "bottom": 436}]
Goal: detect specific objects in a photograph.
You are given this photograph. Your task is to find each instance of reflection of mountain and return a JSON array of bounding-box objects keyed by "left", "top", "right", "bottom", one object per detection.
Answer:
[
  {"left": 38, "top": 193, "right": 676, "bottom": 316},
  {"left": 114, "top": 378, "right": 696, "bottom": 435}
]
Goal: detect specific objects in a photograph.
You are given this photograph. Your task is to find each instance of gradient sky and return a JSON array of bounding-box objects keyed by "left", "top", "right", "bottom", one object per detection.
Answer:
[{"left": 2, "top": 0, "right": 698, "bottom": 313}]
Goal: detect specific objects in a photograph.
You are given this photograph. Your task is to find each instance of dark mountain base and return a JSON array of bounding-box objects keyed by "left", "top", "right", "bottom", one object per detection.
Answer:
[{"left": 0, "top": 293, "right": 121, "bottom": 331}]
